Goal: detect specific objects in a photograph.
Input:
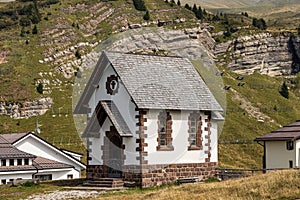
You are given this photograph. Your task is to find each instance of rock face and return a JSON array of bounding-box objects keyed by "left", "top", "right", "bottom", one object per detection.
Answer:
[
  {"left": 0, "top": 97, "right": 53, "bottom": 119},
  {"left": 215, "top": 33, "right": 300, "bottom": 76},
  {"left": 289, "top": 36, "right": 300, "bottom": 74}
]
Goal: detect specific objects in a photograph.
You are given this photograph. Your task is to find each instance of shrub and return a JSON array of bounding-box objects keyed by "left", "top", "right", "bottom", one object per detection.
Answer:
[
  {"left": 32, "top": 25, "right": 38, "bottom": 34},
  {"left": 36, "top": 83, "right": 43, "bottom": 94},
  {"left": 133, "top": 0, "right": 146, "bottom": 11},
  {"left": 279, "top": 81, "right": 289, "bottom": 99},
  {"left": 143, "top": 10, "right": 150, "bottom": 21}
]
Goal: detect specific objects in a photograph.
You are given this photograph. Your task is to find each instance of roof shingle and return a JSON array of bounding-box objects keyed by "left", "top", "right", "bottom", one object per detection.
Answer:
[
  {"left": 105, "top": 52, "right": 222, "bottom": 111},
  {"left": 255, "top": 120, "right": 300, "bottom": 141}
]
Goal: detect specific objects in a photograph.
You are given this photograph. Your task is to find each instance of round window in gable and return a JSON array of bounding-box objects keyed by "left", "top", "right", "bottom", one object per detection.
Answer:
[{"left": 106, "top": 75, "right": 119, "bottom": 95}]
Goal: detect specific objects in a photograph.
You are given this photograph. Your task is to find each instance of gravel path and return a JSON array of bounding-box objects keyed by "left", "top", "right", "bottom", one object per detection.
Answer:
[{"left": 24, "top": 190, "right": 102, "bottom": 200}]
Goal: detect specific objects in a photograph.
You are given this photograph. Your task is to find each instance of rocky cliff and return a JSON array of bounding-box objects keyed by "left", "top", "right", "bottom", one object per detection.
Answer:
[
  {"left": 0, "top": 97, "right": 53, "bottom": 119},
  {"left": 214, "top": 33, "right": 300, "bottom": 76}
]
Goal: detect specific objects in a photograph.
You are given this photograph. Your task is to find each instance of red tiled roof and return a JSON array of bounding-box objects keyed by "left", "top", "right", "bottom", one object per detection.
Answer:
[
  {"left": 33, "top": 157, "right": 73, "bottom": 170},
  {"left": 0, "top": 157, "right": 73, "bottom": 172},
  {"left": 1, "top": 132, "right": 28, "bottom": 144},
  {"left": 255, "top": 120, "right": 300, "bottom": 141},
  {"left": 0, "top": 146, "right": 36, "bottom": 159},
  {"left": 0, "top": 165, "right": 36, "bottom": 172},
  {"left": 0, "top": 134, "right": 36, "bottom": 159}
]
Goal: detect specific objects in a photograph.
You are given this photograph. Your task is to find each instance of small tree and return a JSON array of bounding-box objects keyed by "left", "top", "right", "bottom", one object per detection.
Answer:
[
  {"left": 195, "top": 6, "right": 203, "bottom": 19},
  {"left": 177, "top": 0, "right": 181, "bottom": 6},
  {"left": 192, "top": 4, "right": 197, "bottom": 14},
  {"left": 184, "top": 3, "right": 191, "bottom": 10},
  {"left": 279, "top": 81, "right": 289, "bottom": 99},
  {"left": 143, "top": 10, "right": 150, "bottom": 21},
  {"left": 36, "top": 83, "right": 43, "bottom": 94},
  {"left": 223, "top": 26, "right": 232, "bottom": 38},
  {"left": 32, "top": 25, "right": 38, "bottom": 34}
]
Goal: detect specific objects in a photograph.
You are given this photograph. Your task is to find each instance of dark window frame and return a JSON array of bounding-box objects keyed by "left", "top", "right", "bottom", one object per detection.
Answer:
[
  {"left": 35, "top": 174, "right": 52, "bottom": 181},
  {"left": 17, "top": 159, "right": 22, "bottom": 166},
  {"left": 24, "top": 158, "right": 29, "bottom": 165},
  {"left": 157, "top": 110, "right": 174, "bottom": 151},
  {"left": 1, "top": 159, "right": 6, "bottom": 166},
  {"left": 67, "top": 174, "right": 73, "bottom": 179},
  {"left": 188, "top": 112, "right": 203, "bottom": 150},
  {"left": 9, "top": 159, "right": 14, "bottom": 166},
  {"left": 286, "top": 141, "right": 294, "bottom": 150}
]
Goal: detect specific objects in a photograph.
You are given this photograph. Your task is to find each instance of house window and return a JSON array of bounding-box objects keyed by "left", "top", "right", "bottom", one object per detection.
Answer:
[
  {"left": 157, "top": 110, "right": 174, "bottom": 151},
  {"left": 35, "top": 174, "right": 52, "bottom": 181},
  {"left": 9, "top": 159, "right": 14, "bottom": 166},
  {"left": 24, "top": 159, "right": 29, "bottom": 165},
  {"left": 1, "top": 179, "right": 6, "bottom": 184},
  {"left": 17, "top": 159, "right": 22, "bottom": 166},
  {"left": 286, "top": 141, "right": 294, "bottom": 150},
  {"left": 67, "top": 174, "right": 73, "bottom": 179},
  {"left": 1, "top": 159, "right": 6, "bottom": 166},
  {"left": 188, "top": 112, "right": 203, "bottom": 150}
]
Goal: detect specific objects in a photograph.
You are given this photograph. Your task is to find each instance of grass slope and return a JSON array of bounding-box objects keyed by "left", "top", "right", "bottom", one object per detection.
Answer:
[{"left": 94, "top": 170, "right": 300, "bottom": 199}]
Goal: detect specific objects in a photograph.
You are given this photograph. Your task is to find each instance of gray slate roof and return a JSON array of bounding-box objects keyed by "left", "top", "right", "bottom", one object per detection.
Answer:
[
  {"left": 74, "top": 51, "right": 222, "bottom": 113},
  {"left": 101, "top": 101, "right": 132, "bottom": 136},
  {"left": 105, "top": 52, "right": 222, "bottom": 111},
  {"left": 255, "top": 120, "right": 300, "bottom": 141}
]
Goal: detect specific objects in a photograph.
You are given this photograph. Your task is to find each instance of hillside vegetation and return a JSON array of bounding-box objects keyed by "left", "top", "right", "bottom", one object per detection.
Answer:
[
  {"left": 182, "top": 0, "right": 300, "bottom": 30},
  {"left": 0, "top": 0, "right": 299, "bottom": 169}
]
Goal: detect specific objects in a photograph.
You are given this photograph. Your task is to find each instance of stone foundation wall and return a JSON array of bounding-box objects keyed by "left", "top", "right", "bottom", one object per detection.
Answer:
[
  {"left": 87, "top": 162, "right": 217, "bottom": 187},
  {"left": 86, "top": 165, "right": 106, "bottom": 179},
  {"left": 138, "top": 162, "right": 217, "bottom": 188}
]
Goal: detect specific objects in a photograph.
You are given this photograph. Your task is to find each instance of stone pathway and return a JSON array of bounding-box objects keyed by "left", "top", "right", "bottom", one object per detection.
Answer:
[{"left": 24, "top": 190, "right": 102, "bottom": 200}]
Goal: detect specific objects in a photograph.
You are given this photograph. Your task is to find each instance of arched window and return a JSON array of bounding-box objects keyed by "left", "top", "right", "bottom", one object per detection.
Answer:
[
  {"left": 157, "top": 110, "right": 174, "bottom": 151},
  {"left": 188, "top": 112, "right": 202, "bottom": 150}
]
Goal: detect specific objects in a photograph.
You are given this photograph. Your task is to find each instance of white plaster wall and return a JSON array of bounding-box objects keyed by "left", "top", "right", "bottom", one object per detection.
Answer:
[
  {"left": 0, "top": 171, "right": 34, "bottom": 184},
  {"left": 123, "top": 136, "right": 140, "bottom": 165},
  {"left": 0, "top": 168, "right": 79, "bottom": 184},
  {"left": 88, "top": 64, "right": 137, "bottom": 135},
  {"left": 89, "top": 118, "right": 110, "bottom": 165},
  {"left": 87, "top": 64, "right": 140, "bottom": 166},
  {"left": 144, "top": 110, "right": 217, "bottom": 165},
  {"left": 266, "top": 141, "right": 295, "bottom": 169},
  {"left": 210, "top": 120, "right": 218, "bottom": 163},
  {"left": 36, "top": 168, "right": 79, "bottom": 180},
  {"left": 14, "top": 136, "right": 83, "bottom": 173}
]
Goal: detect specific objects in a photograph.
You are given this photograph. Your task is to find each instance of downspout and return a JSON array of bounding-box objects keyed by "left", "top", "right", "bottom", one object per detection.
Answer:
[{"left": 32, "top": 158, "right": 39, "bottom": 179}]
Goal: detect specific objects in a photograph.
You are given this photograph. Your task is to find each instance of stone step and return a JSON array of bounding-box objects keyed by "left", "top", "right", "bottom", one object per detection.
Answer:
[{"left": 83, "top": 178, "right": 124, "bottom": 188}]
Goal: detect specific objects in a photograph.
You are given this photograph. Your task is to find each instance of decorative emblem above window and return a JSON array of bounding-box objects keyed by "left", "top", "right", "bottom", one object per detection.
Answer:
[{"left": 106, "top": 75, "right": 119, "bottom": 95}]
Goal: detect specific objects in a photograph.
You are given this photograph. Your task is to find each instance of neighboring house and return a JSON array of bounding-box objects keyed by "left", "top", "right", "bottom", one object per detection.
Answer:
[
  {"left": 74, "top": 51, "right": 223, "bottom": 188},
  {"left": 255, "top": 120, "right": 300, "bottom": 170},
  {"left": 0, "top": 132, "right": 86, "bottom": 185}
]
